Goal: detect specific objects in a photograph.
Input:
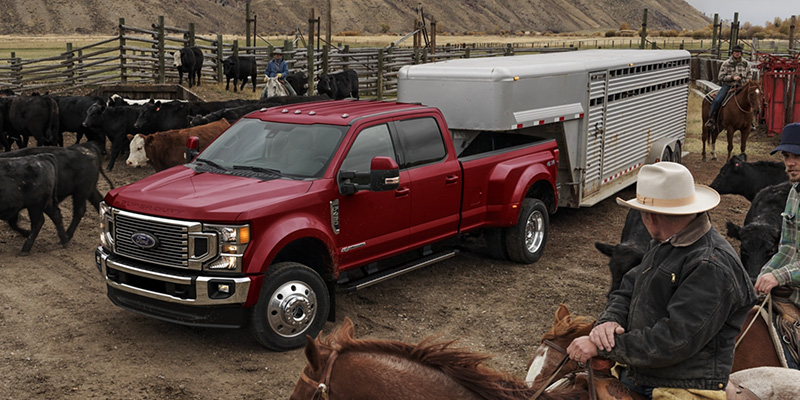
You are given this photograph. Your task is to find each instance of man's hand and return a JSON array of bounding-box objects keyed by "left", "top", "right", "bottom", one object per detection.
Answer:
[
  {"left": 754, "top": 273, "right": 779, "bottom": 295},
  {"left": 567, "top": 336, "right": 598, "bottom": 364},
  {"left": 733, "top": 75, "right": 741, "bottom": 81},
  {"left": 277, "top": 73, "right": 283, "bottom": 78},
  {"left": 588, "top": 321, "right": 625, "bottom": 351}
]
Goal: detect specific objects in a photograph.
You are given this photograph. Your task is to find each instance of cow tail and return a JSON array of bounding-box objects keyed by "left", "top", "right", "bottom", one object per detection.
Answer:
[
  {"left": 99, "top": 168, "right": 115, "bottom": 190},
  {"left": 44, "top": 153, "right": 59, "bottom": 207},
  {"left": 49, "top": 100, "right": 61, "bottom": 146}
]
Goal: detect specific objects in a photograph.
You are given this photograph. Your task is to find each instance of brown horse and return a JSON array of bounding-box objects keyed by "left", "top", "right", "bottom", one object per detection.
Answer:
[
  {"left": 525, "top": 304, "right": 782, "bottom": 390},
  {"left": 701, "top": 80, "right": 762, "bottom": 161},
  {"left": 290, "top": 317, "right": 583, "bottom": 400}
]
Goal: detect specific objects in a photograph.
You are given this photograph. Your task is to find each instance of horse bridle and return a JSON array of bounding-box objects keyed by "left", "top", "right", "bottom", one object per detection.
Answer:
[
  {"left": 298, "top": 346, "right": 340, "bottom": 400},
  {"left": 530, "top": 339, "right": 597, "bottom": 400}
]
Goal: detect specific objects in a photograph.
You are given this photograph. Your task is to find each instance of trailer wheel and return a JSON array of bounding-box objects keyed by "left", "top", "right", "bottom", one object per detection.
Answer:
[
  {"left": 673, "top": 142, "right": 682, "bottom": 164},
  {"left": 485, "top": 229, "right": 510, "bottom": 261},
  {"left": 505, "top": 198, "right": 549, "bottom": 264},
  {"left": 251, "top": 262, "right": 329, "bottom": 351},
  {"left": 660, "top": 146, "right": 673, "bottom": 162}
]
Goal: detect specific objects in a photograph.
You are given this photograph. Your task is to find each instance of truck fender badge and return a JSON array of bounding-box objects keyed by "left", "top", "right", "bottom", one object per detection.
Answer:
[{"left": 131, "top": 232, "right": 158, "bottom": 249}]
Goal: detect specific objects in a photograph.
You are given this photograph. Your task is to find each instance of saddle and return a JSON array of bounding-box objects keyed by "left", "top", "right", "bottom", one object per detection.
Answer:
[
  {"left": 725, "top": 380, "right": 761, "bottom": 400},
  {"left": 705, "top": 88, "right": 736, "bottom": 108},
  {"left": 770, "top": 287, "right": 800, "bottom": 365},
  {"left": 572, "top": 373, "right": 760, "bottom": 400}
]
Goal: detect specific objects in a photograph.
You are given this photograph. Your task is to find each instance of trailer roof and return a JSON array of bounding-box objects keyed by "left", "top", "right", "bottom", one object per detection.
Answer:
[{"left": 399, "top": 49, "right": 691, "bottom": 81}]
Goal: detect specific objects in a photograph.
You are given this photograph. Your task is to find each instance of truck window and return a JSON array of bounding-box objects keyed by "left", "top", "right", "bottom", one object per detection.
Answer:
[
  {"left": 395, "top": 117, "right": 446, "bottom": 168},
  {"left": 341, "top": 124, "right": 397, "bottom": 185}
]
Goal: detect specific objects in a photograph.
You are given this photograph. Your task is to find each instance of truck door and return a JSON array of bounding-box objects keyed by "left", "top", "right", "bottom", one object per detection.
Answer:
[
  {"left": 393, "top": 117, "right": 461, "bottom": 249},
  {"left": 336, "top": 123, "right": 411, "bottom": 268},
  {"left": 584, "top": 71, "right": 608, "bottom": 196}
]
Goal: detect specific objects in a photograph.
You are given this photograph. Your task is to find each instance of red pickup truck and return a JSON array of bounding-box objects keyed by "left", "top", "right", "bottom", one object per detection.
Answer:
[{"left": 96, "top": 100, "right": 558, "bottom": 350}]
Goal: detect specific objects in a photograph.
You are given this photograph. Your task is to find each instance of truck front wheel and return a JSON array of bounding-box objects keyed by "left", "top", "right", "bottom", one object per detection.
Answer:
[
  {"left": 250, "top": 262, "right": 330, "bottom": 351},
  {"left": 505, "top": 198, "right": 549, "bottom": 264}
]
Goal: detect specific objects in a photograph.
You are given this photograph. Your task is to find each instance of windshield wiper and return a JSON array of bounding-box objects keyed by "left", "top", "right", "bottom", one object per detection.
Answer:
[
  {"left": 196, "top": 158, "right": 228, "bottom": 170},
  {"left": 233, "top": 165, "right": 282, "bottom": 175}
]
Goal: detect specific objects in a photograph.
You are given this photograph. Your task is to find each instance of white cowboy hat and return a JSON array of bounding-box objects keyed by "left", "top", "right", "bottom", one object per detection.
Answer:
[{"left": 616, "top": 162, "right": 720, "bottom": 215}]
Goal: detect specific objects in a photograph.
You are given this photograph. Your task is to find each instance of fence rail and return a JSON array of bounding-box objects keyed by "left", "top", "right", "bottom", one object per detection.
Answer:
[{"left": 1, "top": 18, "right": 797, "bottom": 97}]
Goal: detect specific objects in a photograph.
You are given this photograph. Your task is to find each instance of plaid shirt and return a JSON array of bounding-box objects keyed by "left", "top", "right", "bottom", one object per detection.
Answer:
[
  {"left": 760, "top": 183, "right": 800, "bottom": 307},
  {"left": 717, "top": 56, "right": 752, "bottom": 88}
]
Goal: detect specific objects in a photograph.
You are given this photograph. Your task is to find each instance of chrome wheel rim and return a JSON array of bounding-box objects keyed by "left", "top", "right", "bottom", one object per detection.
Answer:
[
  {"left": 525, "top": 209, "right": 545, "bottom": 254},
  {"left": 267, "top": 280, "right": 317, "bottom": 338}
]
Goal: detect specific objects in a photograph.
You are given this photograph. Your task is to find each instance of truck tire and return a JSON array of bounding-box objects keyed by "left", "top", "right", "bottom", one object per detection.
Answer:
[
  {"left": 250, "top": 262, "right": 330, "bottom": 351},
  {"left": 485, "top": 229, "right": 510, "bottom": 261},
  {"left": 505, "top": 198, "right": 549, "bottom": 264}
]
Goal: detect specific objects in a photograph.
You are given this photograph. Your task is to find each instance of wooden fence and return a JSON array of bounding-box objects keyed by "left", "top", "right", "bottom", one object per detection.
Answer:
[{"left": 1, "top": 17, "right": 796, "bottom": 98}]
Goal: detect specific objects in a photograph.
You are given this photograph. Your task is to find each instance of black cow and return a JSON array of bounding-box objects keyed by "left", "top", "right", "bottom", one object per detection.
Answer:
[
  {"left": 53, "top": 95, "right": 106, "bottom": 146},
  {"left": 0, "top": 96, "right": 12, "bottom": 151},
  {"left": 186, "top": 95, "right": 331, "bottom": 127},
  {"left": 134, "top": 99, "right": 251, "bottom": 132},
  {"left": 594, "top": 208, "right": 651, "bottom": 297},
  {"left": 82, "top": 102, "right": 144, "bottom": 170},
  {"left": 223, "top": 56, "right": 258, "bottom": 92},
  {"left": 316, "top": 70, "right": 359, "bottom": 100},
  {"left": 726, "top": 181, "right": 792, "bottom": 282},
  {"left": 172, "top": 46, "right": 204, "bottom": 88},
  {"left": 285, "top": 71, "right": 308, "bottom": 96},
  {"left": 710, "top": 154, "right": 786, "bottom": 201},
  {"left": 7, "top": 95, "right": 60, "bottom": 147},
  {"left": 0, "top": 141, "right": 112, "bottom": 241},
  {"left": 0, "top": 154, "right": 69, "bottom": 254}
]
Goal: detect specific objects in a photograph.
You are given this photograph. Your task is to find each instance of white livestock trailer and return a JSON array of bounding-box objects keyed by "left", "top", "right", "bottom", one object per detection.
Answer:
[{"left": 398, "top": 49, "right": 691, "bottom": 208}]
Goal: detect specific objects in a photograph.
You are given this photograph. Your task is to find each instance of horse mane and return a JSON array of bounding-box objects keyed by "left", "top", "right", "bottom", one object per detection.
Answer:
[{"left": 321, "top": 320, "right": 541, "bottom": 400}]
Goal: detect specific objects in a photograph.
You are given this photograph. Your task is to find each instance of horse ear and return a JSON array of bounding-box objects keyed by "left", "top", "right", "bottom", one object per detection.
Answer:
[
  {"left": 304, "top": 334, "right": 324, "bottom": 371},
  {"left": 555, "top": 304, "right": 570, "bottom": 323}
]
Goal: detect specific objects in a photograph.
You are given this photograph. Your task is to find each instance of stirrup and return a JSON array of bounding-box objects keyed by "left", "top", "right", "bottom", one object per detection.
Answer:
[{"left": 704, "top": 119, "right": 715, "bottom": 128}]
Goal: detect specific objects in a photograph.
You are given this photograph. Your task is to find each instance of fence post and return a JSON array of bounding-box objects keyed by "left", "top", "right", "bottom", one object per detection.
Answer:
[
  {"left": 119, "top": 18, "right": 127, "bottom": 84},
  {"left": 322, "top": 44, "right": 329, "bottom": 75},
  {"left": 789, "top": 15, "right": 796, "bottom": 50},
  {"left": 11, "top": 54, "right": 22, "bottom": 90},
  {"left": 216, "top": 34, "right": 224, "bottom": 83},
  {"left": 464, "top": 47, "right": 470, "bottom": 59},
  {"left": 712, "top": 14, "right": 720, "bottom": 58},
  {"left": 505, "top": 43, "right": 513, "bottom": 56},
  {"left": 343, "top": 45, "right": 350, "bottom": 71},
  {"left": 188, "top": 23, "right": 196, "bottom": 47},
  {"left": 376, "top": 48, "right": 384, "bottom": 101},
  {"left": 157, "top": 16, "right": 165, "bottom": 84},
  {"left": 65, "top": 43, "right": 75, "bottom": 87},
  {"left": 639, "top": 8, "right": 648, "bottom": 49}
]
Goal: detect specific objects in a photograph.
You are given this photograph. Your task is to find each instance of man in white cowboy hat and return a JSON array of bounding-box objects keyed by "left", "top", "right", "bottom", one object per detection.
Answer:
[
  {"left": 567, "top": 162, "right": 756, "bottom": 399},
  {"left": 754, "top": 122, "right": 800, "bottom": 368}
]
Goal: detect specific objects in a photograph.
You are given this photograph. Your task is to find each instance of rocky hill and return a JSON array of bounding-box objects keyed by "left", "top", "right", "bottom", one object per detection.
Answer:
[{"left": 0, "top": 0, "right": 710, "bottom": 36}]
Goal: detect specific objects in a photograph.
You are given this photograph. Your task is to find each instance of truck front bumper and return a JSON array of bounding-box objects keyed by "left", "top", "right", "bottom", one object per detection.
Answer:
[{"left": 95, "top": 247, "right": 253, "bottom": 328}]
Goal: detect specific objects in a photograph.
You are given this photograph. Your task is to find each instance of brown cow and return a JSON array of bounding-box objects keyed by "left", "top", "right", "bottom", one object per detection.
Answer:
[{"left": 126, "top": 119, "right": 230, "bottom": 172}]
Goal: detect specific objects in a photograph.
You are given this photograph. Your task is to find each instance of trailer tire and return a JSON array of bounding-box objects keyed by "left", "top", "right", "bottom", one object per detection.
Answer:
[
  {"left": 250, "top": 262, "right": 329, "bottom": 351},
  {"left": 485, "top": 229, "right": 510, "bottom": 261},
  {"left": 505, "top": 198, "right": 549, "bottom": 264},
  {"left": 673, "top": 142, "right": 682, "bottom": 164},
  {"left": 661, "top": 146, "right": 673, "bottom": 162}
]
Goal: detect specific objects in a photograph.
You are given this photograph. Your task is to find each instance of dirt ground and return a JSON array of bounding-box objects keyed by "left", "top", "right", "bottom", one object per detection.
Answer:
[{"left": 0, "top": 88, "right": 782, "bottom": 399}]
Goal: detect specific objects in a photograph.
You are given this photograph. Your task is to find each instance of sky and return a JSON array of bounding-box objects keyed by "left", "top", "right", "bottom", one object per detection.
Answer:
[{"left": 686, "top": 0, "right": 798, "bottom": 25}]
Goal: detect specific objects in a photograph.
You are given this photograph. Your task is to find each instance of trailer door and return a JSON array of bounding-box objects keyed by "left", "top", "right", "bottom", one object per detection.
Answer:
[{"left": 583, "top": 71, "right": 608, "bottom": 196}]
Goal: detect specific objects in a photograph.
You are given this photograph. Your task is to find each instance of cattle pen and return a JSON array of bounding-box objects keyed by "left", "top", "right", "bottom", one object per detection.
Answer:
[{"left": 0, "top": 16, "right": 796, "bottom": 98}]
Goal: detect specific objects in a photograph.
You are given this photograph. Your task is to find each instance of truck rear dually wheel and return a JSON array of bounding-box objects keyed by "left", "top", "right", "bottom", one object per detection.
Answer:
[
  {"left": 505, "top": 198, "right": 549, "bottom": 264},
  {"left": 250, "top": 262, "right": 330, "bottom": 351}
]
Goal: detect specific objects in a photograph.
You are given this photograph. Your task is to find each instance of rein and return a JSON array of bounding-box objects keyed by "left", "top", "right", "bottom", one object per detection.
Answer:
[
  {"left": 735, "top": 294, "right": 771, "bottom": 349},
  {"left": 732, "top": 84, "right": 756, "bottom": 114},
  {"left": 299, "top": 346, "right": 340, "bottom": 400},
  {"left": 531, "top": 340, "right": 597, "bottom": 400}
]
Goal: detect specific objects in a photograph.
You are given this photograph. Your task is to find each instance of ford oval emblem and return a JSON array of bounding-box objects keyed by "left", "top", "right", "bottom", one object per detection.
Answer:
[{"left": 131, "top": 232, "right": 158, "bottom": 249}]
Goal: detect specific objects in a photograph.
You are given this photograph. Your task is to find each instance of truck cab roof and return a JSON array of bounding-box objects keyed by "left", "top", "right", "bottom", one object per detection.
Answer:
[{"left": 244, "top": 99, "right": 434, "bottom": 126}]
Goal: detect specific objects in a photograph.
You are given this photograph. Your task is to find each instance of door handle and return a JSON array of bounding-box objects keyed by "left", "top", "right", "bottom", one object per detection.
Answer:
[
  {"left": 445, "top": 175, "right": 459, "bottom": 184},
  {"left": 395, "top": 187, "right": 410, "bottom": 197}
]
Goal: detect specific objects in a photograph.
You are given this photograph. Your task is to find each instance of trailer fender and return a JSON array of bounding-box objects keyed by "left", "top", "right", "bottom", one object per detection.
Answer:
[{"left": 646, "top": 137, "right": 684, "bottom": 164}]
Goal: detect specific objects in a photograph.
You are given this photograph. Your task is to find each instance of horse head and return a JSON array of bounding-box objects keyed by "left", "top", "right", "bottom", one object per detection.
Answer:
[
  {"left": 525, "top": 304, "right": 596, "bottom": 389},
  {"left": 746, "top": 80, "right": 762, "bottom": 121},
  {"left": 290, "top": 318, "right": 351, "bottom": 400}
]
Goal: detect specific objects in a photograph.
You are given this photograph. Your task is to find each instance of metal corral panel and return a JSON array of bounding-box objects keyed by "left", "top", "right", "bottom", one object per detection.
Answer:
[{"left": 398, "top": 49, "right": 690, "bottom": 132}]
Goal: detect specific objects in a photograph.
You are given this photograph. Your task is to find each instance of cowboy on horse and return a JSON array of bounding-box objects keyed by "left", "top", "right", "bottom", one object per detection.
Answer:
[{"left": 705, "top": 44, "right": 753, "bottom": 128}]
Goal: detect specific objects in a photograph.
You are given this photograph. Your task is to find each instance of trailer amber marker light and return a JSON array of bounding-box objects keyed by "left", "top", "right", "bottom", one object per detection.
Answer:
[{"left": 514, "top": 76, "right": 519, "bottom": 81}]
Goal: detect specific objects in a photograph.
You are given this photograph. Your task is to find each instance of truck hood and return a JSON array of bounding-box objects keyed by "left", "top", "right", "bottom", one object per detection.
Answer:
[{"left": 106, "top": 167, "right": 314, "bottom": 221}]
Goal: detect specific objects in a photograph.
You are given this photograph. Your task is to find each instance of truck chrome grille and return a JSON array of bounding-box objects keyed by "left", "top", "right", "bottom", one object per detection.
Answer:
[{"left": 112, "top": 210, "right": 203, "bottom": 269}]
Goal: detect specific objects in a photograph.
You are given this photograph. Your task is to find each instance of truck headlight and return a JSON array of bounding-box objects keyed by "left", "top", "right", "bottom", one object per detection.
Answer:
[
  {"left": 99, "top": 202, "right": 114, "bottom": 249},
  {"left": 204, "top": 224, "right": 249, "bottom": 272}
]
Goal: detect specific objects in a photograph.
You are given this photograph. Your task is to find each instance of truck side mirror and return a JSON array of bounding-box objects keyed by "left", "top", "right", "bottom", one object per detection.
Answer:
[
  {"left": 185, "top": 136, "right": 200, "bottom": 163},
  {"left": 338, "top": 156, "right": 400, "bottom": 195}
]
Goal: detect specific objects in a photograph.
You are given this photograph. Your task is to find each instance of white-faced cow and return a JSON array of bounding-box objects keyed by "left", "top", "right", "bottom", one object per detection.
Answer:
[
  {"left": 223, "top": 56, "right": 258, "bottom": 92},
  {"left": 316, "top": 70, "right": 359, "bottom": 100},
  {"left": 726, "top": 181, "right": 792, "bottom": 283},
  {"left": 710, "top": 154, "right": 786, "bottom": 201},
  {"left": 0, "top": 141, "right": 112, "bottom": 241},
  {"left": 126, "top": 119, "right": 230, "bottom": 172},
  {"left": 594, "top": 208, "right": 652, "bottom": 297},
  {"left": 0, "top": 154, "right": 69, "bottom": 254},
  {"left": 172, "top": 46, "right": 204, "bottom": 88}
]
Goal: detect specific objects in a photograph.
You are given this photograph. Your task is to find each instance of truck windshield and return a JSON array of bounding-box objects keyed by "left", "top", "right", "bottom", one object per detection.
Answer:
[{"left": 196, "top": 119, "right": 347, "bottom": 179}]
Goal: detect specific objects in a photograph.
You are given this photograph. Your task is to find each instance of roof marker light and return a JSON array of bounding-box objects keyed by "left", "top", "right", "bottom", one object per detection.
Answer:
[
  {"left": 281, "top": 109, "right": 289, "bottom": 113},
  {"left": 341, "top": 114, "right": 349, "bottom": 118},
  {"left": 294, "top": 110, "right": 301, "bottom": 114},
  {"left": 309, "top": 111, "right": 316, "bottom": 115}
]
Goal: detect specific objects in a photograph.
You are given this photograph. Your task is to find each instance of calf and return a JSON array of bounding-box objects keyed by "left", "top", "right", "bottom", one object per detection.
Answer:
[
  {"left": 53, "top": 95, "right": 105, "bottom": 146},
  {"left": 126, "top": 119, "right": 230, "bottom": 172},
  {"left": 316, "top": 70, "right": 359, "bottom": 100},
  {"left": 285, "top": 71, "right": 308, "bottom": 96},
  {"left": 7, "top": 95, "right": 60, "bottom": 147},
  {"left": 710, "top": 154, "right": 786, "bottom": 201},
  {"left": 223, "top": 56, "right": 258, "bottom": 92},
  {"left": 172, "top": 46, "right": 203, "bottom": 88},
  {"left": 594, "top": 208, "right": 651, "bottom": 297},
  {"left": 0, "top": 154, "right": 69, "bottom": 254},
  {"left": 0, "top": 141, "right": 112, "bottom": 240},
  {"left": 726, "top": 181, "right": 792, "bottom": 283},
  {"left": 186, "top": 95, "right": 330, "bottom": 127},
  {"left": 134, "top": 99, "right": 250, "bottom": 132},
  {"left": 82, "top": 102, "right": 144, "bottom": 170}
]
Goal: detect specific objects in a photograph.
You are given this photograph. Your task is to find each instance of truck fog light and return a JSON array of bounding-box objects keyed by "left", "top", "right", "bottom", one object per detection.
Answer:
[{"left": 208, "top": 280, "right": 235, "bottom": 299}]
